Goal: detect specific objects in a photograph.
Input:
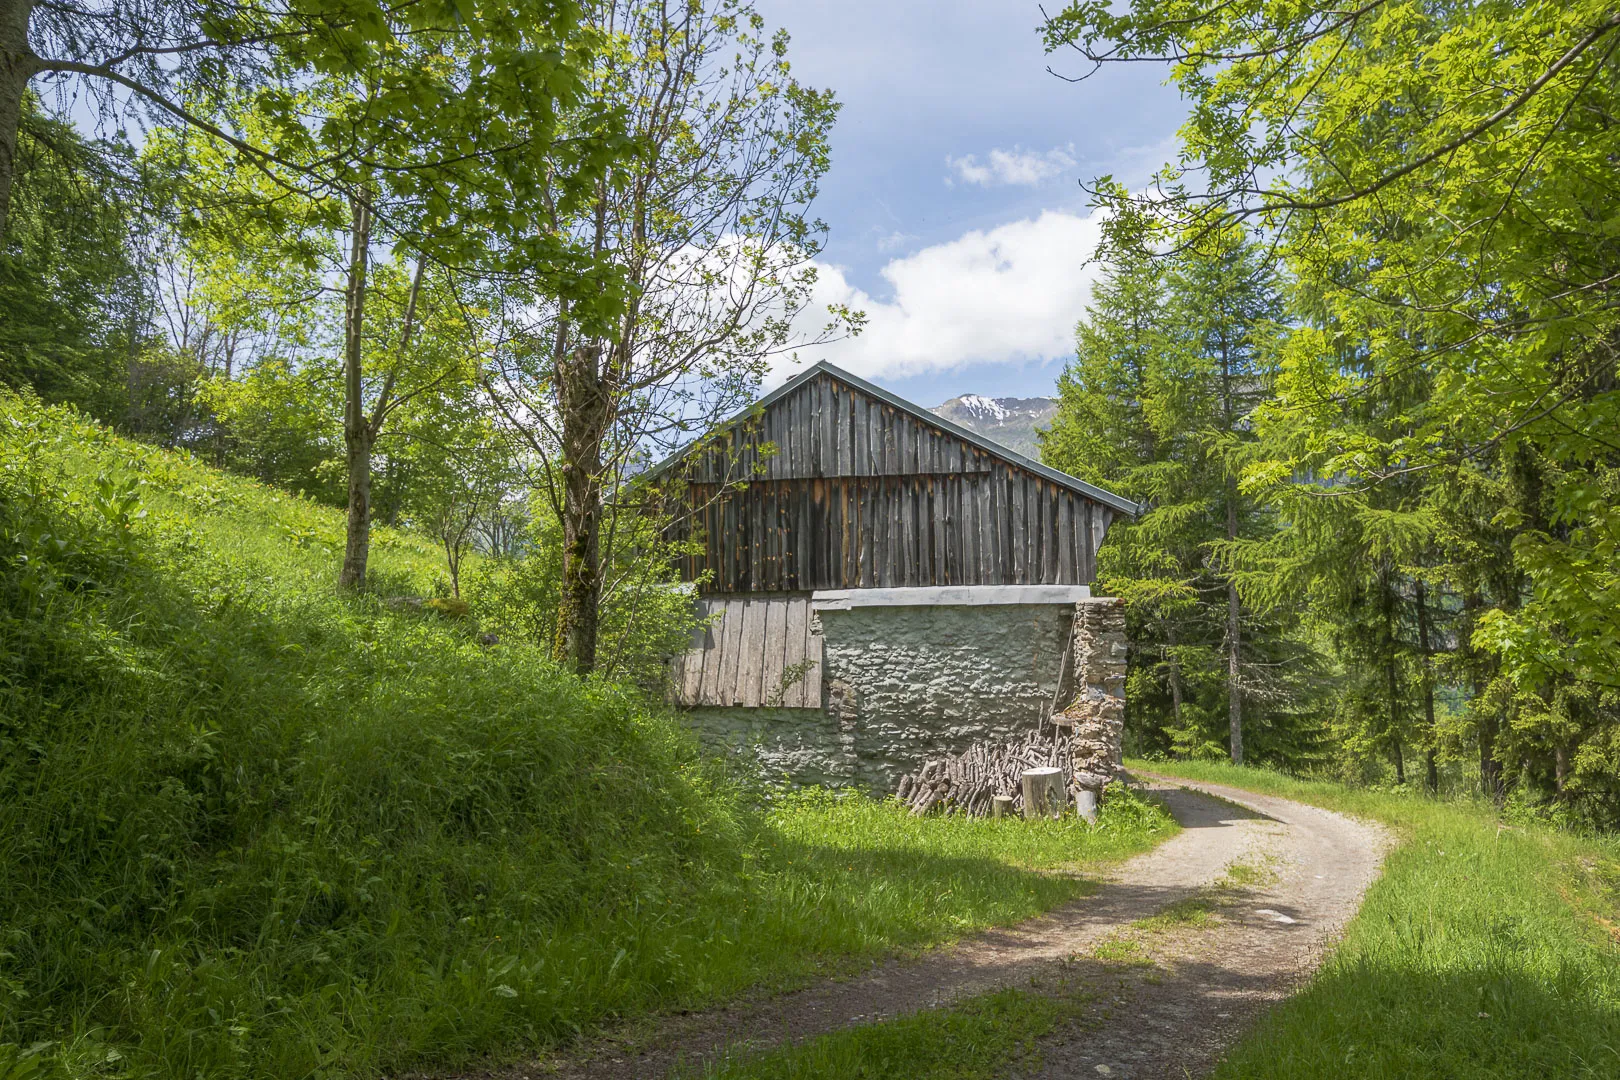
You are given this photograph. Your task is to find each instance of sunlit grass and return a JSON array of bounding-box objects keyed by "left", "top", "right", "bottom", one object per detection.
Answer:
[{"left": 1133, "top": 758, "right": 1620, "bottom": 1079}]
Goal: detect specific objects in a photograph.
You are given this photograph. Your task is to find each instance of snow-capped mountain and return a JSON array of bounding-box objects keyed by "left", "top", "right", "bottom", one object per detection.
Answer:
[{"left": 930, "top": 394, "right": 1058, "bottom": 460}]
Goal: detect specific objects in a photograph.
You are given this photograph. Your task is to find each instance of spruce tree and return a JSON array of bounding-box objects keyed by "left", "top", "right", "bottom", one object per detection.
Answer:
[{"left": 1045, "top": 229, "right": 1322, "bottom": 765}]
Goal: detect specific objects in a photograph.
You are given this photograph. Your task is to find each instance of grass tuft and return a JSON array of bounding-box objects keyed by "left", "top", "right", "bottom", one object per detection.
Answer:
[
  {"left": 1132, "top": 894, "right": 1220, "bottom": 932},
  {"left": 690, "top": 983, "right": 1090, "bottom": 1079}
]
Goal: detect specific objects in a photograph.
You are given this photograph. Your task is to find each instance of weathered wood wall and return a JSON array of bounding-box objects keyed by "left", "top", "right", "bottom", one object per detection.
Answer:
[
  {"left": 671, "top": 596, "right": 824, "bottom": 707},
  {"left": 660, "top": 371, "right": 1116, "bottom": 592}
]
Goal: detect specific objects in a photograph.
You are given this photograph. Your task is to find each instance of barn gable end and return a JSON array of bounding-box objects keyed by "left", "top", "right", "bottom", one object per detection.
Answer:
[{"left": 650, "top": 362, "right": 1137, "bottom": 593}]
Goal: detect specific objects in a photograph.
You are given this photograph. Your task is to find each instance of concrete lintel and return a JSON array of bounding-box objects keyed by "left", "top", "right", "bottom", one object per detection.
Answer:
[{"left": 811, "top": 585, "right": 1094, "bottom": 610}]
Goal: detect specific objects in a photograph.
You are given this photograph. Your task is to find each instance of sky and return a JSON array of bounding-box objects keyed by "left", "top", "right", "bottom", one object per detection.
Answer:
[{"left": 751, "top": 0, "right": 1186, "bottom": 405}]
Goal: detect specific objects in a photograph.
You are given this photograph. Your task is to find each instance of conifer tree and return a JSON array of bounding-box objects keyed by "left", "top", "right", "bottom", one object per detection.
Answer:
[{"left": 1045, "top": 230, "right": 1321, "bottom": 765}]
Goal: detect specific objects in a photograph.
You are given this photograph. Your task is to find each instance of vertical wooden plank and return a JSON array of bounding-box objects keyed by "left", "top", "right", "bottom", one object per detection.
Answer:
[
  {"left": 1057, "top": 493, "right": 1073, "bottom": 586},
  {"left": 738, "top": 599, "right": 766, "bottom": 707},
  {"left": 784, "top": 389, "right": 797, "bottom": 475},
  {"left": 1044, "top": 483, "right": 1059, "bottom": 583},
  {"left": 861, "top": 393, "right": 874, "bottom": 472},
  {"left": 968, "top": 476, "right": 983, "bottom": 584},
  {"left": 1095, "top": 508, "right": 1111, "bottom": 582},
  {"left": 682, "top": 608, "right": 706, "bottom": 706},
  {"left": 1031, "top": 477, "right": 1044, "bottom": 584},
  {"left": 718, "top": 599, "right": 746, "bottom": 705},
  {"left": 978, "top": 474, "right": 993, "bottom": 584},
  {"left": 761, "top": 598, "right": 788, "bottom": 706},
  {"left": 901, "top": 477, "right": 917, "bottom": 585},
  {"left": 668, "top": 650, "right": 685, "bottom": 705},
  {"left": 699, "top": 599, "right": 728, "bottom": 704},
  {"left": 852, "top": 395, "right": 868, "bottom": 476},
  {"left": 782, "top": 598, "right": 808, "bottom": 707},
  {"left": 796, "top": 479, "right": 811, "bottom": 589},
  {"left": 807, "top": 377, "right": 821, "bottom": 475},
  {"left": 1081, "top": 501, "right": 1094, "bottom": 583},
  {"left": 803, "top": 614, "right": 824, "bottom": 708},
  {"left": 1010, "top": 474, "right": 1027, "bottom": 583},
  {"left": 821, "top": 378, "right": 836, "bottom": 478},
  {"left": 1053, "top": 487, "right": 1066, "bottom": 583},
  {"left": 841, "top": 480, "right": 855, "bottom": 587},
  {"left": 862, "top": 479, "right": 877, "bottom": 587}
]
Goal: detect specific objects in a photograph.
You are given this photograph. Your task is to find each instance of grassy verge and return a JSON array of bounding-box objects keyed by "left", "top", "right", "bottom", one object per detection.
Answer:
[
  {"left": 1133, "top": 758, "right": 1620, "bottom": 1079},
  {"left": 0, "top": 397, "right": 1177, "bottom": 1079},
  {"left": 690, "top": 982, "right": 1090, "bottom": 1080}
]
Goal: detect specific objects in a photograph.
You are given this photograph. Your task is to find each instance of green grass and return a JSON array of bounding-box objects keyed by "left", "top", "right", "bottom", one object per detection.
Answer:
[
  {"left": 691, "top": 983, "right": 1089, "bottom": 1080},
  {"left": 0, "top": 396, "right": 1178, "bottom": 1079},
  {"left": 1132, "top": 758, "right": 1620, "bottom": 1079},
  {"left": 1132, "top": 894, "right": 1220, "bottom": 932}
]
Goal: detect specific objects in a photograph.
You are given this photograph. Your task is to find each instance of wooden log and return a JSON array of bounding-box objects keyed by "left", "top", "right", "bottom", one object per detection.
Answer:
[{"left": 992, "top": 794, "right": 1015, "bottom": 819}]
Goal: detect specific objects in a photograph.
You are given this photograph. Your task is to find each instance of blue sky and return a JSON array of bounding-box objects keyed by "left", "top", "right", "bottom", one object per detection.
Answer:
[{"left": 753, "top": 0, "right": 1186, "bottom": 404}]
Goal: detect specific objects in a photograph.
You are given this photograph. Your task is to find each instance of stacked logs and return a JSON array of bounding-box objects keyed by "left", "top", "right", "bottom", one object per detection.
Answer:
[{"left": 895, "top": 729, "right": 1078, "bottom": 816}]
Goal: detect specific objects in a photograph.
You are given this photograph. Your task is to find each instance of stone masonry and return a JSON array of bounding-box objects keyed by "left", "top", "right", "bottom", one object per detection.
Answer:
[{"left": 1061, "top": 597, "right": 1128, "bottom": 790}]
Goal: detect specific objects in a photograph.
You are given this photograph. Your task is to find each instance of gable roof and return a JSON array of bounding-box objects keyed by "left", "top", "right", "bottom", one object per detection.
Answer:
[{"left": 645, "top": 360, "right": 1142, "bottom": 517}]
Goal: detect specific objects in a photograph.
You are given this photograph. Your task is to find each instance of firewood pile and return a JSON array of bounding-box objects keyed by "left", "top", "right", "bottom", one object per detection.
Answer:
[{"left": 895, "top": 729, "right": 1078, "bottom": 816}]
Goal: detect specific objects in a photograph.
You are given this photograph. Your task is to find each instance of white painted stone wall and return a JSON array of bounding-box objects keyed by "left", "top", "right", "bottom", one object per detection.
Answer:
[{"left": 690, "top": 603, "right": 1074, "bottom": 790}]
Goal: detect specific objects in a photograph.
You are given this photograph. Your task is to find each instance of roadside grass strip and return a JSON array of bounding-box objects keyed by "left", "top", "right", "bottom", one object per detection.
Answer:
[
  {"left": 688, "top": 982, "right": 1091, "bottom": 1080},
  {"left": 1132, "top": 759, "right": 1620, "bottom": 1080}
]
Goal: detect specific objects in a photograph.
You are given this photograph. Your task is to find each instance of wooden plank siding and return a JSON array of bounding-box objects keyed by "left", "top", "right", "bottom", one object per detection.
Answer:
[
  {"left": 657, "top": 369, "right": 1122, "bottom": 593},
  {"left": 674, "top": 596, "right": 824, "bottom": 708}
]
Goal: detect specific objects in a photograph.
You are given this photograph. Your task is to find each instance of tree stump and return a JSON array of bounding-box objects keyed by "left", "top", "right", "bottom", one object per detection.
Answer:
[
  {"left": 1021, "top": 767, "right": 1067, "bottom": 819},
  {"left": 992, "top": 794, "right": 1015, "bottom": 819}
]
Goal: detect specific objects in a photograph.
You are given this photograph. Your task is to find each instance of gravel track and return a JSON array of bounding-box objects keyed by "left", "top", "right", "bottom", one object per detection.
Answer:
[{"left": 467, "top": 775, "right": 1390, "bottom": 1080}]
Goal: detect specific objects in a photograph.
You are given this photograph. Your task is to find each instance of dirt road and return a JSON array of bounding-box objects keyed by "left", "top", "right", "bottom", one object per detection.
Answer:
[{"left": 512, "top": 774, "right": 1391, "bottom": 1079}]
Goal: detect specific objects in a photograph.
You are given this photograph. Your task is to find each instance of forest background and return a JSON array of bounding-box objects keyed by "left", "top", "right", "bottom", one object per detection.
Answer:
[{"left": 4, "top": 0, "right": 1618, "bottom": 826}]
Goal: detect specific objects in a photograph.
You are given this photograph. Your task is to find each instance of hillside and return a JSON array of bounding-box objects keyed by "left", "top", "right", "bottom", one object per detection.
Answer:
[
  {"left": 0, "top": 394, "right": 1173, "bottom": 1079},
  {"left": 930, "top": 394, "right": 1057, "bottom": 460}
]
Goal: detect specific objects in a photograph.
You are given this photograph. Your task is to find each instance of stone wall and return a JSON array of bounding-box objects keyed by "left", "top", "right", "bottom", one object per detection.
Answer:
[
  {"left": 687, "top": 597, "right": 1127, "bottom": 792},
  {"left": 1060, "top": 598, "right": 1128, "bottom": 785}
]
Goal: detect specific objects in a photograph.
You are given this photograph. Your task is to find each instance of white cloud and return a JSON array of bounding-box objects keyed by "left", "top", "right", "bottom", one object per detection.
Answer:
[
  {"left": 946, "top": 145, "right": 1077, "bottom": 187},
  {"left": 782, "top": 207, "right": 1107, "bottom": 382}
]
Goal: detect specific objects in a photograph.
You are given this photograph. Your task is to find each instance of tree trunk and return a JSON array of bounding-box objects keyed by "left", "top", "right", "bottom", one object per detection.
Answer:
[
  {"left": 1226, "top": 494, "right": 1243, "bottom": 765},
  {"left": 338, "top": 193, "right": 372, "bottom": 590},
  {"left": 1161, "top": 618, "right": 1186, "bottom": 731},
  {"left": 554, "top": 344, "right": 611, "bottom": 676},
  {"left": 1479, "top": 716, "right": 1505, "bottom": 805},
  {"left": 1415, "top": 579, "right": 1439, "bottom": 793},
  {"left": 1383, "top": 567, "right": 1403, "bottom": 782},
  {"left": 0, "top": 0, "right": 36, "bottom": 239}
]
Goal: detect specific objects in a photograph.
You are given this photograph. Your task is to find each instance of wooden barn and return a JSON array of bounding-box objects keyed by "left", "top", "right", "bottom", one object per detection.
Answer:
[{"left": 646, "top": 361, "right": 1137, "bottom": 788}]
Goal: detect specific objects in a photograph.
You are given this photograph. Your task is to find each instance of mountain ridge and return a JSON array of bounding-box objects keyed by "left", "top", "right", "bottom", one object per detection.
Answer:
[{"left": 930, "top": 393, "right": 1057, "bottom": 460}]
